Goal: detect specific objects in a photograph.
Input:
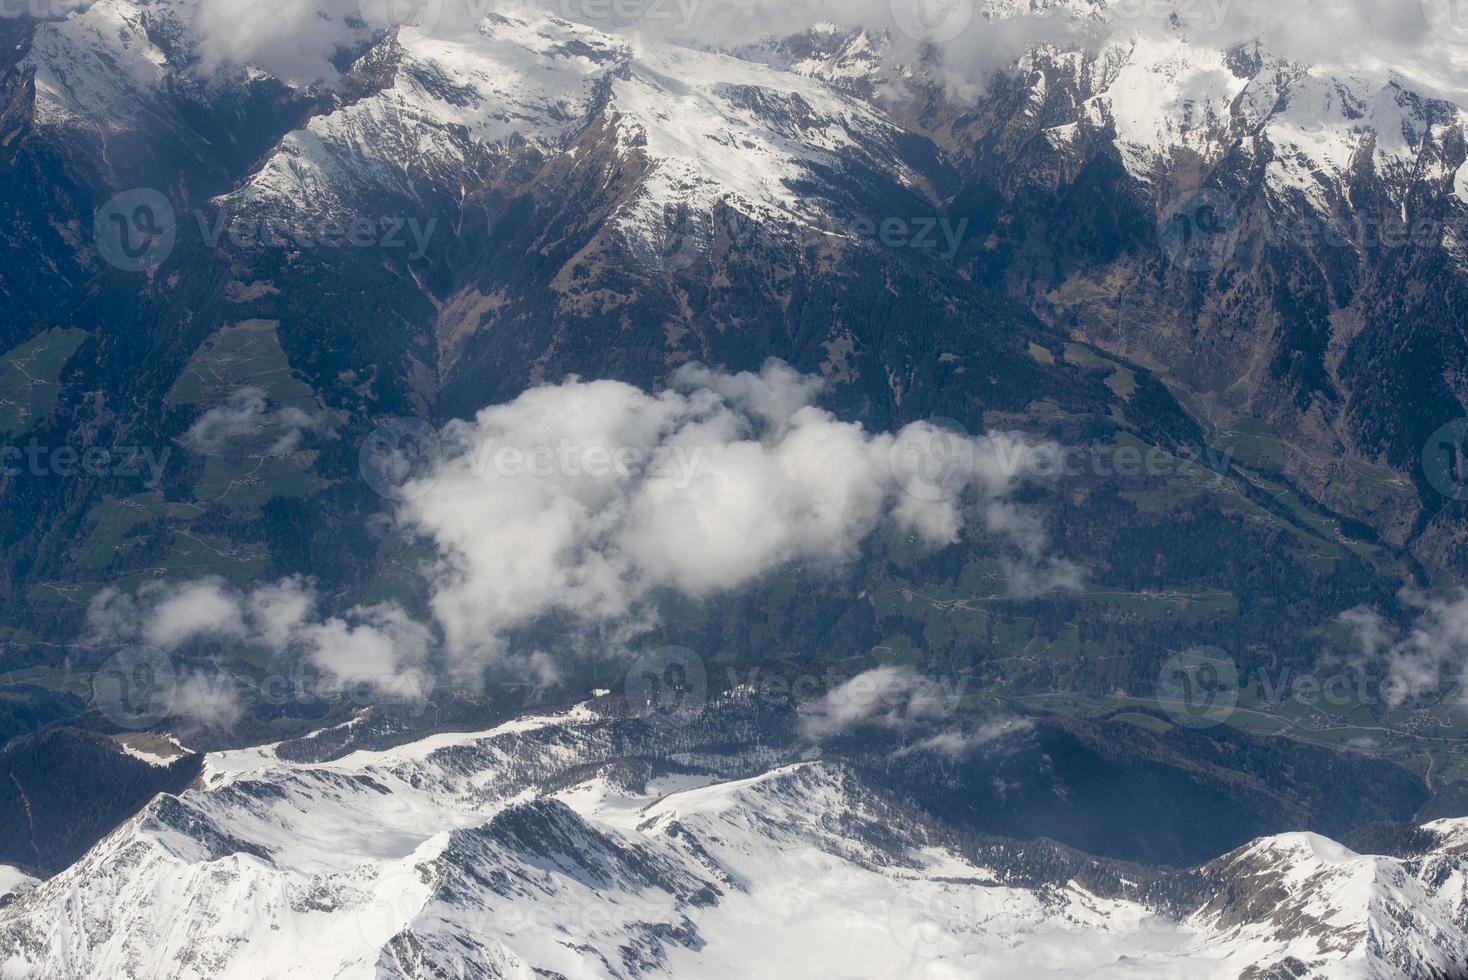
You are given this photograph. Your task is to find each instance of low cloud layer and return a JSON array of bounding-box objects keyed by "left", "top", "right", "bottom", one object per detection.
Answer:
[
  {"left": 182, "top": 387, "right": 326, "bottom": 457},
  {"left": 88, "top": 361, "right": 1073, "bottom": 709},
  {"left": 401, "top": 360, "right": 1065, "bottom": 670},
  {"left": 798, "top": 665, "right": 965, "bottom": 740},
  {"left": 87, "top": 577, "right": 433, "bottom": 703},
  {"left": 799, "top": 664, "right": 1031, "bottom": 757}
]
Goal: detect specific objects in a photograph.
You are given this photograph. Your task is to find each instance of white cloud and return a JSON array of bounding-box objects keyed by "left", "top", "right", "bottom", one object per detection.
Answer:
[
  {"left": 798, "top": 665, "right": 965, "bottom": 740},
  {"left": 182, "top": 387, "right": 326, "bottom": 457},
  {"left": 86, "top": 577, "right": 431, "bottom": 701},
  {"left": 190, "top": 0, "right": 372, "bottom": 84},
  {"left": 891, "top": 716, "right": 1033, "bottom": 759},
  {"left": 402, "top": 361, "right": 1063, "bottom": 668},
  {"left": 172, "top": 670, "right": 245, "bottom": 729},
  {"left": 1001, "top": 556, "right": 1085, "bottom": 599},
  {"left": 143, "top": 580, "right": 249, "bottom": 650},
  {"left": 797, "top": 665, "right": 1030, "bottom": 757},
  {"left": 248, "top": 578, "right": 318, "bottom": 649},
  {"left": 1337, "top": 605, "right": 1393, "bottom": 662},
  {"left": 146, "top": 0, "right": 1468, "bottom": 111},
  {"left": 179, "top": 0, "right": 1066, "bottom": 95},
  {"left": 297, "top": 604, "right": 434, "bottom": 698},
  {"left": 89, "top": 362, "right": 1074, "bottom": 695},
  {"left": 1340, "top": 590, "right": 1468, "bottom": 704}
]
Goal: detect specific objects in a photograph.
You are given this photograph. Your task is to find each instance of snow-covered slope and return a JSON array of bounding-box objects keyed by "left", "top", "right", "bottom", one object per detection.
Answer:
[
  {"left": 22, "top": 0, "right": 1468, "bottom": 262},
  {"left": 0, "top": 868, "right": 35, "bottom": 904},
  {"left": 1184, "top": 828, "right": 1468, "bottom": 978},
  {"left": 0, "top": 699, "right": 1465, "bottom": 979},
  {"left": 1057, "top": 34, "right": 1468, "bottom": 208}
]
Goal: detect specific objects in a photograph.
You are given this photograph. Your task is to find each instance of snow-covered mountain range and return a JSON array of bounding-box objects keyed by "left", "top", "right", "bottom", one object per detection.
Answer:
[
  {"left": 28, "top": 1, "right": 1468, "bottom": 236},
  {"left": 3, "top": 7, "right": 1468, "bottom": 974},
  {"left": 0, "top": 695, "right": 1464, "bottom": 978},
  {"left": 13, "top": 0, "right": 1468, "bottom": 566}
]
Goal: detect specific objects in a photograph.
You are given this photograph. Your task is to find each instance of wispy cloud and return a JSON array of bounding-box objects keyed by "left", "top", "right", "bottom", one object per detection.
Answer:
[{"left": 1339, "top": 590, "right": 1468, "bottom": 704}]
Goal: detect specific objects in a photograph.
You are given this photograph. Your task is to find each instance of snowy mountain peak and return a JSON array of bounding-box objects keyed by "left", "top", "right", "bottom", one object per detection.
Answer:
[{"left": 2, "top": 701, "right": 1466, "bottom": 978}]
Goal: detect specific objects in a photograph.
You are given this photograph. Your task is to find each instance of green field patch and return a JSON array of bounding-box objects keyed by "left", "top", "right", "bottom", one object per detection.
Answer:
[
  {"left": 0, "top": 665, "right": 76, "bottom": 694},
  {"left": 26, "top": 580, "right": 106, "bottom": 606},
  {"left": 991, "top": 616, "right": 1035, "bottom": 650},
  {"left": 193, "top": 454, "right": 325, "bottom": 510},
  {"left": 1217, "top": 418, "right": 1287, "bottom": 470},
  {"left": 1064, "top": 344, "right": 1136, "bottom": 399},
  {"left": 76, "top": 493, "right": 172, "bottom": 570},
  {"left": 168, "top": 320, "right": 337, "bottom": 508},
  {"left": 1232, "top": 466, "right": 1410, "bottom": 579},
  {"left": 0, "top": 327, "right": 87, "bottom": 433},
  {"left": 1221, "top": 711, "right": 1294, "bottom": 734},
  {"left": 1021, "top": 623, "right": 1080, "bottom": 660},
  {"left": 94, "top": 530, "right": 269, "bottom": 585},
  {"left": 1434, "top": 749, "right": 1468, "bottom": 784},
  {"left": 1119, "top": 489, "right": 1182, "bottom": 514},
  {"left": 167, "top": 319, "right": 317, "bottom": 410},
  {"left": 1111, "top": 711, "right": 1174, "bottom": 734},
  {"left": 872, "top": 633, "right": 922, "bottom": 660}
]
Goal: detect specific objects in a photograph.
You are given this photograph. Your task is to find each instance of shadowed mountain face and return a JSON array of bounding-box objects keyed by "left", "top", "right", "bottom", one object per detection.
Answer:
[{"left": 0, "top": 728, "right": 200, "bottom": 876}]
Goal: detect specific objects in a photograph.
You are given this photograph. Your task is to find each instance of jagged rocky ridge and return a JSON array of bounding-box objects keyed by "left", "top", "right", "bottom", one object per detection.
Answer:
[{"left": 0, "top": 696, "right": 1464, "bottom": 978}]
